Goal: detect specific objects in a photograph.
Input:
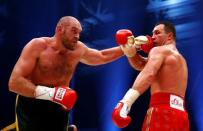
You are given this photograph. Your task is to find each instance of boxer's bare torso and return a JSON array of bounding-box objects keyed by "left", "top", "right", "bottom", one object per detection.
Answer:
[
  {"left": 111, "top": 21, "right": 189, "bottom": 130},
  {"left": 8, "top": 36, "right": 88, "bottom": 97},
  {"left": 129, "top": 23, "right": 188, "bottom": 98},
  {"left": 30, "top": 37, "right": 85, "bottom": 86},
  {"left": 9, "top": 34, "right": 123, "bottom": 97},
  {"left": 8, "top": 16, "right": 124, "bottom": 131},
  {"left": 150, "top": 44, "right": 188, "bottom": 97}
]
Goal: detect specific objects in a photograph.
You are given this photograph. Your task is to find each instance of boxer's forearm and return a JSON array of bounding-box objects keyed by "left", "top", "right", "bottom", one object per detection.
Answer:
[
  {"left": 131, "top": 64, "right": 156, "bottom": 95},
  {"left": 127, "top": 54, "right": 147, "bottom": 71},
  {"left": 99, "top": 46, "right": 124, "bottom": 63},
  {"left": 9, "top": 76, "right": 36, "bottom": 97},
  {"left": 81, "top": 47, "right": 124, "bottom": 65}
]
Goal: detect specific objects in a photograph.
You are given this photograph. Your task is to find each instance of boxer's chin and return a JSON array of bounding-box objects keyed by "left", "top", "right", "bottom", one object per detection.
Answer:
[
  {"left": 68, "top": 46, "right": 75, "bottom": 51},
  {"left": 64, "top": 43, "right": 76, "bottom": 51}
]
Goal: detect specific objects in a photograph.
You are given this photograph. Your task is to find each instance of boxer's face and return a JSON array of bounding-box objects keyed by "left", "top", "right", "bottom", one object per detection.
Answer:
[
  {"left": 152, "top": 24, "right": 169, "bottom": 46},
  {"left": 61, "top": 21, "right": 82, "bottom": 50}
]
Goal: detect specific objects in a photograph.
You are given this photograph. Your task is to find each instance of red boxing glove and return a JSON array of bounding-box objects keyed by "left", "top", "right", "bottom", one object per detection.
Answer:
[
  {"left": 35, "top": 86, "right": 77, "bottom": 110},
  {"left": 140, "top": 35, "right": 154, "bottom": 53},
  {"left": 112, "top": 102, "right": 131, "bottom": 128},
  {"left": 115, "top": 29, "right": 133, "bottom": 45},
  {"left": 53, "top": 87, "right": 77, "bottom": 110}
]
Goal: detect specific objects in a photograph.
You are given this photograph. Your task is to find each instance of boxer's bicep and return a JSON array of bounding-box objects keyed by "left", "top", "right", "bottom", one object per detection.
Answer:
[
  {"left": 144, "top": 51, "right": 164, "bottom": 76},
  {"left": 11, "top": 41, "right": 39, "bottom": 78},
  {"left": 9, "top": 39, "right": 47, "bottom": 97},
  {"left": 132, "top": 49, "right": 164, "bottom": 94},
  {"left": 9, "top": 41, "right": 42, "bottom": 96},
  {"left": 80, "top": 48, "right": 104, "bottom": 65}
]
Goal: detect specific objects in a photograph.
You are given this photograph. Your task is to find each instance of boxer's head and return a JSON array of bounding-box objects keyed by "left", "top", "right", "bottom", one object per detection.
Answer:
[
  {"left": 56, "top": 16, "right": 82, "bottom": 50},
  {"left": 152, "top": 21, "right": 176, "bottom": 46}
]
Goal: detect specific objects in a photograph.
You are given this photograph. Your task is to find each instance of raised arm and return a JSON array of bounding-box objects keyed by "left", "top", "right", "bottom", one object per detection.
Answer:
[
  {"left": 126, "top": 52, "right": 147, "bottom": 71},
  {"left": 8, "top": 39, "right": 43, "bottom": 97},
  {"left": 115, "top": 29, "right": 154, "bottom": 71},
  {"left": 131, "top": 47, "right": 164, "bottom": 94},
  {"left": 112, "top": 47, "right": 165, "bottom": 128},
  {"left": 80, "top": 45, "right": 124, "bottom": 65}
]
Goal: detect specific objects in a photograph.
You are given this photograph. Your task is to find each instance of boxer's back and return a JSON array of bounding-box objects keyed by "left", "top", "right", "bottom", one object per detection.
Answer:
[{"left": 151, "top": 44, "right": 188, "bottom": 97}]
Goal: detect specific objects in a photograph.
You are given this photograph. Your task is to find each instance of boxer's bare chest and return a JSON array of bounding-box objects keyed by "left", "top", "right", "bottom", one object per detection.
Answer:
[{"left": 35, "top": 47, "right": 80, "bottom": 80}]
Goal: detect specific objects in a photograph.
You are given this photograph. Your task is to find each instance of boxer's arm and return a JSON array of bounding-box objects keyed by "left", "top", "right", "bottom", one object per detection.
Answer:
[
  {"left": 112, "top": 48, "right": 163, "bottom": 128},
  {"left": 8, "top": 39, "right": 43, "bottom": 97},
  {"left": 80, "top": 46, "right": 124, "bottom": 65},
  {"left": 132, "top": 47, "right": 164, "bottom": 94},
  {"left": 117, "top": 47, "right": 164, "bottom": 111},
  {"left": 126, "top": 54, "right": 147, "bottom": 71}
]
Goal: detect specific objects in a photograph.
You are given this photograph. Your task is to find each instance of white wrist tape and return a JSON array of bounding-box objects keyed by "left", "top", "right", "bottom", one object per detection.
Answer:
[
  {"left": 121, "top": 88, "right": 140, "bottom": 107},
  {"left": 120, "top": 45, "right": 136, "bottom": 57},
  {"left": 35, "top": 85, "right": 55, "bottom": 100},
  {"left": 120, "top": 103, "right": 130, "bottom": 118}
]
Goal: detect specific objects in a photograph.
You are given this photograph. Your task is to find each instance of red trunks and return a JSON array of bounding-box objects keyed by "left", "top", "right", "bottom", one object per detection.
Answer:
[{"left": 142, "top": 93, "right": 189, "bottom": 131}]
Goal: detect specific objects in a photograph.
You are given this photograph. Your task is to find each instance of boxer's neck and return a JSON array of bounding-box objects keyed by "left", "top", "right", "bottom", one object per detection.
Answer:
[{"left": 50, "top": 36, "right": 67, "bottom": 54}]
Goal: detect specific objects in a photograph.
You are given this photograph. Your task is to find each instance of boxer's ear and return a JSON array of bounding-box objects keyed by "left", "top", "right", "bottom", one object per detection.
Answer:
[
  {"left": 167, "top": 32, "right": 173, "bottom": 41},
  {"left": 56, "top": 25, "right": 63, "bottom": 34}
]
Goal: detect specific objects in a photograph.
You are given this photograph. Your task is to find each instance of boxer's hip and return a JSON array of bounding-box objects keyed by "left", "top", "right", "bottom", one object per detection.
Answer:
[
  {"left": 142, "top": 92, "right": 189, "bottom": 131},
  {"left": 149, "top": 92, "right": 186, "bottom": 111},
  {"left": 16, "top": 95, "right": 69, "bottom": 131}
]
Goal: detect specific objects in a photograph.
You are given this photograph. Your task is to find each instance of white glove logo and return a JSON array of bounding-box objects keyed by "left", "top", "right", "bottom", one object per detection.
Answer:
[{"left": 55, "top": 87, "right": 66, "bottom": 101}]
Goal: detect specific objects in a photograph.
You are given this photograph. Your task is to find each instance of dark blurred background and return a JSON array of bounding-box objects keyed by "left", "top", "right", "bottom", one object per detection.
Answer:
[{"left": 0, "top": 0, "right": 203, "bottom": 131}]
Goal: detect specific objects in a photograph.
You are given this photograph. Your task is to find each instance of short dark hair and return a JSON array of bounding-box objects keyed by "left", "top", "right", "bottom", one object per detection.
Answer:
[{"left": 155, "top": 21, "right": 176, "bottom": 40}]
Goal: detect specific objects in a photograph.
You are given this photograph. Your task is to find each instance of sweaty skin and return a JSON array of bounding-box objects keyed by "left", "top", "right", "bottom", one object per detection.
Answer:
[
  {"left": 111, "top": 22, "right": 189, "bottom": 131},
  {"left": 127, "top": 24, "right": 188, "bottom": 97},
  {"left": 134, "top": 44, "right": 188, "bottom": 97},
  {"left": 8, "top": 16, "right": 123, "bottom": 97}
]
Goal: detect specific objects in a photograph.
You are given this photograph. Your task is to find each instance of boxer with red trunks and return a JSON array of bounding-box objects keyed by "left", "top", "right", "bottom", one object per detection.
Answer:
[
  {"left": 142, "top": 93, "right": 189, "bottom": 131},
  {"left": 112, "top": 21, "right": 189, "bottom": 131}
]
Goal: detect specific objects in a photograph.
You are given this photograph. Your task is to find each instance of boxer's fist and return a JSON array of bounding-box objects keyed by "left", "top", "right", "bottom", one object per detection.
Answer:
[
  {"left": 52, "top": 87, "right": 77, "bottom": 110},
  {"left": 134, "top": 35, "right": 154, "bottom": 53},
  {"left": 120, "top": 44, "right": 136, "bottom": 57},
  {"left": 140, "top": 35, "right": 154, "bottom": 53},
  {"left": 115, "top": 29, "right": 133, "bottom": 45},
  {"left": 35, "top": 86, "right": 77, "bottom": 110},
  {"left": 112, "top": 88, "right": 140, "bottom": 128},
  {"left": 115, "top": 29, "right": 136, "bottom": 57},
  {"left": 112, "top": 102, "right": 131, "bottom": 128}
]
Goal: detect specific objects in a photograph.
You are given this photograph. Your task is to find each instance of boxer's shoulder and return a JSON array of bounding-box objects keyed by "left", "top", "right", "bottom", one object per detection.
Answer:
[
  {"left": 77, "top": 41, "right": 86, "bottom": 48},
  {"left": 148, "top": 46, "right": 163, "bottom": 58},
  {"left": 76, "top": 41, "right": 89, "bottom": 53},
  {"left": 28, "top": 37, "right": 48, "bottom": 50},
  {"left": 21, "top": 37, "right": 48, "bottom": 58},
  {"left": 150, "top": 45, "right": 178, "bottom": 58}
]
